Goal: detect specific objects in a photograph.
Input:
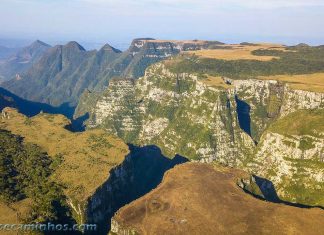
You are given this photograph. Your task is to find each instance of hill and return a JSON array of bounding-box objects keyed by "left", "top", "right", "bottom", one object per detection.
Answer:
[
  {"left": 0, "top": 40, "right": 51, "bottom": 83},
  {"left": 111, "top": 163, "right": 324, "bottom": 235}
]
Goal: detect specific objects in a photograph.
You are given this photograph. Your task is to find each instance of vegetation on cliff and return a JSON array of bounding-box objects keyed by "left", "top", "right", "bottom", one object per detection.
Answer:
[{"left": 0, "top": 130, "right": 69, "bottom": 223}]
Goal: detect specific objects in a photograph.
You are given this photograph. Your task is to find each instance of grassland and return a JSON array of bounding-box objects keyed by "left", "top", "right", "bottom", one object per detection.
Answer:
[
  {"left": 200, "top": 75, "right": 233, "bottom": 89},
  {"left": 258, "top": 73, "right": 324, "bottom": 92},
  {"left": 0, "top": 108, "right": 129, "bottom": 202},
  {"left": 183, "top": 44, "right": 287, "bottom": 61},
  {"left": 112, "top": 163, "right": 324, "bottom": 235},
  {"left": 267, "top": 109, "right": 324, "bottom": 137},
  {"left": 0, "top": 199, "right": 32, "bottom": 222},
  {"left": 166, "top": 45, "right": 324, "bottom": 80}
]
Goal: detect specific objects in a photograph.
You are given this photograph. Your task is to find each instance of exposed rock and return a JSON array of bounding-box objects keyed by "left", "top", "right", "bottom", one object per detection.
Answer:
[{"left": 77, "top": 62, "right": 324, "bottom": 207}]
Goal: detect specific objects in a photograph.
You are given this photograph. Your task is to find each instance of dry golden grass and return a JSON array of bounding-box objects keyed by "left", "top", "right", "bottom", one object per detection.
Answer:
[
  {"left": 258, "top": 73, "right": 324, "bottom": 92},
  {"left": 113, "top": 163, "right": 324, "bottom": 235},
  {"left": 0, "top": 203, "right": 19, "bottom": 224},
  {"left": 201, "top": 75, "right": 233, "bottom": 89},
  {"left": 183, "top": 44, "right": 287, "bottom": 61},
  {"left": 0, "top": 199, "right": 32, "bottom": 234},
  {"left": 0, "top": 108, "right": 129, "bottom": 202}
]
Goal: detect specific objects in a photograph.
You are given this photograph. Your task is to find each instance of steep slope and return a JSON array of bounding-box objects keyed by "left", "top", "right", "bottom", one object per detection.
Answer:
[
  {"left": 2, "top": 39, "right": 223, "bottom": 111},
  {"left": 80, "top": 67, "right": 254, "bottom": 164},
  {"left": 117, "top": 39, "right": 224, "bottom": 78},
  {"left": 0, "top": 108, "right": 128, "bottom": 228},
  {"left": 250, "top": 109, "right": 324, "bottom": 206},
  {"left": 110, "top": 163, "right": 324, "bottom": 235},
  {"left": 76, "top": 57, "right": 324, "bottom": 207},
  {"left": 0, "top": 108, "right": 186, "bottom": 232},
  {"left": 0, "top": 89, "right": 15, "bottom": 111},
  {"left": 0, "top": 40, "right": 51, "bottom": 83},
  {"left": 0, "top": 87, "right": 75, "bottom": 117},
  {"left": 2, "top": 41, "right": 98, "bottom": 107}
]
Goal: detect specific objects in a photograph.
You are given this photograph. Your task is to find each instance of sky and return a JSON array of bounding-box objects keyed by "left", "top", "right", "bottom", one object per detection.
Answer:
[{"left": 1, "top": 0, "right": 324, "bottom": 49}]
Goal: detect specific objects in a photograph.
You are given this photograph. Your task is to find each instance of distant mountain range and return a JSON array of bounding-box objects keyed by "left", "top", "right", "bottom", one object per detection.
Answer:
[
  {"left": 0, "top": 40, "right": 51, "bottom": 83},
  {"left": 0, "top": 45, "right": 20, "bottom": 60},
  {"left": 1, "top": 39, "right": 223, "bottom": 110}
]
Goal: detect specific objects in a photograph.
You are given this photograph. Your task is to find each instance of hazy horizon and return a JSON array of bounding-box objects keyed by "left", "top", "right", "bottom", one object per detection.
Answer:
[{"left": 1, "top": 0, "right": 324, "bottom": 49}]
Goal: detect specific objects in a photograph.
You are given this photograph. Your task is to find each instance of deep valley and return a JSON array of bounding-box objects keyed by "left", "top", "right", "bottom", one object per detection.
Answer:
[{"left": 0, "top": 38, "right": 323, "bottom": 235}]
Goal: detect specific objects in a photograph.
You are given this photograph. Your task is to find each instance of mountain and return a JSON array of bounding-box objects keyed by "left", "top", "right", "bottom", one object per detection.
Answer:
[
  {"left": 0, "top": 45, "right": 20, "bottom": 60},
  {"left": 2, "top": 41, "right": 119, "bottom": 108},
  {"left": 0, "top": 40, "right": 51, "bottom": 83},
  {"left": 76, "top": 45, "right": 324, "bottom": 208},
  {"left": 1, "top": 39, "right": 223, "bottom": 111},
  {"left": 110, "top": 163, "right": 324, "bottom": 235}
]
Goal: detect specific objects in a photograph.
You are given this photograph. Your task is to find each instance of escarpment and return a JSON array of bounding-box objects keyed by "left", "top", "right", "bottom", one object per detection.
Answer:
[
  {"left": 0, "top": 108, "right": 187, "bottom": 232},
  {"left": 84, "top": 145, "right": 187, "bottom": 234},
  {"left": 76, "top": 61, "right": 324, "bottom": 207}
]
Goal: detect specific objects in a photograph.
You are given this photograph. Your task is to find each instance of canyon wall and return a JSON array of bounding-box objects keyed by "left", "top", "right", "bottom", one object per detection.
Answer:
[{"left": 76, "top": 62, "right": 324, "bottom": 207}]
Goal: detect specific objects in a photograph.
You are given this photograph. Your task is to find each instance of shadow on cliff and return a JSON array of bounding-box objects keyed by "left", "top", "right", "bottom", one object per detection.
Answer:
[
  {"left": 66, "top": 112, "right": 89, "bottom": 132},
  {"left": 86, "top": 144, "right": 188, "bottom": 234},
  {"left": 244, "top": 175, "right": 324, "bottom": 210},
  {"left": 0, "top": 87, "right": 92, "bottom": 131},
  {"left": 0, "top": 87, "right": 76, "bottom": 118},
  {"left": 235, "top": 95, "right": 251, "bottom": 137}
]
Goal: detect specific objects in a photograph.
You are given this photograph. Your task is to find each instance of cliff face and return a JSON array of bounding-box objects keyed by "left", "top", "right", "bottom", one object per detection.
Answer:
[
  {"left": 0, "top": 108, "right": 187, "bottom": 232},
  {"left": 81, "top": 145, "right": 187, "bottom": 234},
  {"left": 249, "top": 109, "right": 324, "bottom": 206},
  {"left": 83, "top": 63, "right": 254, "bottom": 165},
  {"left": 233, "top": 79, "right": 285, "bottom": 142},
  {"left": 280, "top": 88, "right": 324, "bottom": 116},
  {"left": 77, "top": 62, "right": 324, "bottom": 207}
]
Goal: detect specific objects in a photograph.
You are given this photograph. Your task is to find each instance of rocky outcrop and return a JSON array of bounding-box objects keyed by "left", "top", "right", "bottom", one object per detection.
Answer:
[
  {"left": 82, "top": 62, "right": 324, "bottom": 163},
  {"left": 248, "top": 110, "right": 324, "bottom": 206},
  {"left": 83, "top": 63, "right": 255, "bottom": 164},
  {"left": 77, "top": 62, "right": 324, "bottom": 207},
  {"left": 280, "top": 88, "right": 324, "bottom": 116}
]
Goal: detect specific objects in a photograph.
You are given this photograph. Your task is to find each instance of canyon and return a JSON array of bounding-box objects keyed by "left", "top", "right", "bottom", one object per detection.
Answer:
[{"left": 0, "top": 39, "right": 323, "bottom": 234}]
